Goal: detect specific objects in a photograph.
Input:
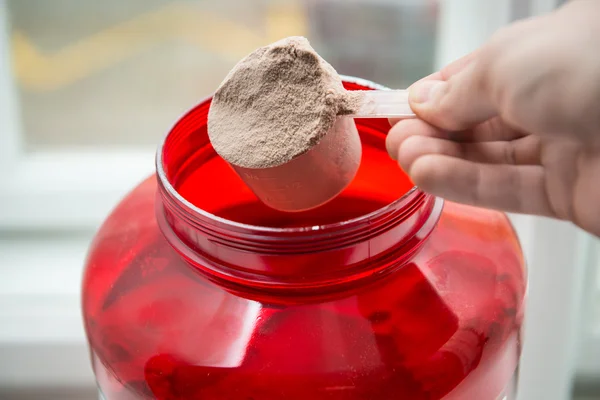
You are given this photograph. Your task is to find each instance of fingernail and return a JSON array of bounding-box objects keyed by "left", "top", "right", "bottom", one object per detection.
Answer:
[{"left": 410, "top": 80, "right": 446, "bottom": 104}]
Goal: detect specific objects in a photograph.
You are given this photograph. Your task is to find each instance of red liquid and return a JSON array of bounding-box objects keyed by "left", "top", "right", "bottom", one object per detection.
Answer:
[{"left": 82, "top": 81, "right": 526, "bottom": 400}]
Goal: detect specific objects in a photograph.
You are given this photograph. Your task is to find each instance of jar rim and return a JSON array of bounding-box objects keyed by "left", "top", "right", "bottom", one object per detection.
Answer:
[{"left": 155, "top": 75, "right": 419, "bottom": 235}]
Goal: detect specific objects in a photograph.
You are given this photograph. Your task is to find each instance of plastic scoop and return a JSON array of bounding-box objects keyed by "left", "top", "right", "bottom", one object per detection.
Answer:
[
  {"left": 346, "top": 89, "right": 417, "bottom": 119},
  {"left": 232, "top": 89, "right": 416, "bottom": 212}
]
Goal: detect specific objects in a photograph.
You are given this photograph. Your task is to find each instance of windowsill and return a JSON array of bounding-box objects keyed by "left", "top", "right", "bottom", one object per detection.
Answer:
[{"left": 0, "top": 233, "right": 96, "bottom": 388}]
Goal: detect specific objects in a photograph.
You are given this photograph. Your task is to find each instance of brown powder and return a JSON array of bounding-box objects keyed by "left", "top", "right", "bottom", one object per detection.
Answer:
[{"left": 207, "top": 36, "right": 361, "bottom": 169}]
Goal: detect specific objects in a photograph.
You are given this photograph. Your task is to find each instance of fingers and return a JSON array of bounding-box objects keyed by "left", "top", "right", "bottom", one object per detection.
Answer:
[
  {"left": 386, "top": 118, "right": 548, "bottom": 216},
  {"left": 387, "top": 119, "right": 540, "bottom": 164},
  {"left": 389, "top": 52, "right": 477, "bottom": 127},
  {"left": 407, "top": 7, "right": 600, "bottom": 140},
  {"left": 469, "top": 117, "right": 527, "bottom": 143},
  {"left": 408, "top": 155, "right": 554, "bottom": 217},
  {"left": 403, "top": 51, "right": 490, "bottom": 130},
  {"left": 408, "top": 61, "right": 498, "bottom": 132},
  {"left": 406, "top": 16, "right": 545, "bottom": 132},
  {"left": 386, "top": 120, "right": 444, "bottom": 159},
  {"left": 396, "top": 134, "right": 541, "bottom": 170},
  {"left": 419, "top": 51, "right": 479, "bottom": 83}
]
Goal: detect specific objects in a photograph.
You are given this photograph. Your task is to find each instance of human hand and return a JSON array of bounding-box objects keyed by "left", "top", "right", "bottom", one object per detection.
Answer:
[{"left": 386, "top": 0, "right": 600, "bottom": 236}]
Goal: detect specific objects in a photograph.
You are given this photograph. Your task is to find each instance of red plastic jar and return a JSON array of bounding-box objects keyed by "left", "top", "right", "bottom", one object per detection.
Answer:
[{"left": 82, "top": 77, "right": 526, "bottom": 400}]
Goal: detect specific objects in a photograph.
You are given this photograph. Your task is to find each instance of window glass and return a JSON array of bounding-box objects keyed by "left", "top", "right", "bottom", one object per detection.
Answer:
[{"left": 8, "top": 0, "right": 438, "bottom": 149}]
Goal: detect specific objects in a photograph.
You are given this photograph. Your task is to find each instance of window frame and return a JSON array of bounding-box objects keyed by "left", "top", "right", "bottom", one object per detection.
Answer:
[
  {"left": 0, "top": 0, "right": 156, "bottom": 231},
  {"left": 576, "top": 235, "right": 600, "bottom": 379}
]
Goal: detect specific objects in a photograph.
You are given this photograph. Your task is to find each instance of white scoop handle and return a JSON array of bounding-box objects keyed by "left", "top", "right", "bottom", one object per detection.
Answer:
[{"left": 346, "top": 90, "right": 416, "bottom": 119}]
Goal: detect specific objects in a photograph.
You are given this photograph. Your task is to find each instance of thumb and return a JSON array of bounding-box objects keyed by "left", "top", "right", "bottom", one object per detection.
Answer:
[{"left": 408, "top": 62, "right": 498, "bottom": 131}]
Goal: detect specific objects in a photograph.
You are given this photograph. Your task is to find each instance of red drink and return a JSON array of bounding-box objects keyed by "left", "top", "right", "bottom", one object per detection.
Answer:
[{"left": 82, "top": 78, "right": 526, "bottom": 400}]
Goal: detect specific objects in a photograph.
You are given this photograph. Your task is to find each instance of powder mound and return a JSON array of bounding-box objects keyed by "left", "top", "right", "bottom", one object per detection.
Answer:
[{"left": 207, "top": 36, "right": 357, "bottom": 169}]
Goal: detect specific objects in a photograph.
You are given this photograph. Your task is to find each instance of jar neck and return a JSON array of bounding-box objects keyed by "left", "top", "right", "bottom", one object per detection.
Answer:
[
  {"left": 156, "top": 175, "right": 442, "bottom": 294},
  {"left": 154, "top": 76, "right": 443, "bottom": 297}
]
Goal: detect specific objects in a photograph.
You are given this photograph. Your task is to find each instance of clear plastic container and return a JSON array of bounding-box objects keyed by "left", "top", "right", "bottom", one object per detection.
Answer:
[{"left": 82, "top": 77, "right": 526, "bottom": 400}]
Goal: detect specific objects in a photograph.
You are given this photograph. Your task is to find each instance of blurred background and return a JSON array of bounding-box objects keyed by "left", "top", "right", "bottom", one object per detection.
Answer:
[
  {"left": 8, "top": 0, "right": 438, "bottom": 150},
  {"left": 0, "top": 0, "right": 599, "bottom": 399}
]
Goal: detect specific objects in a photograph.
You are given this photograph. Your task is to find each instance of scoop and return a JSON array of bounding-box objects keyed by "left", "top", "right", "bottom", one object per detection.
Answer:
[{"left": 231, "top": 89, "right": 416, "bottom": 212}]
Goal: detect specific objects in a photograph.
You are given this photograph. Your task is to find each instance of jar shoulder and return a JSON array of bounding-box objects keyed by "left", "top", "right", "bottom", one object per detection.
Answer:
[{"left": 82, "top": 187, "right": 525, "bottom": 400}]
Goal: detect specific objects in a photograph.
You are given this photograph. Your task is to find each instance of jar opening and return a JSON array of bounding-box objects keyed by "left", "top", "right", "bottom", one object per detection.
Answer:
[
  {"left": 156, "top": 76, "right": 417, "bottom": 234},
  {"left": 155, "top": 76, "right": 442, "bottom": 292}
]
